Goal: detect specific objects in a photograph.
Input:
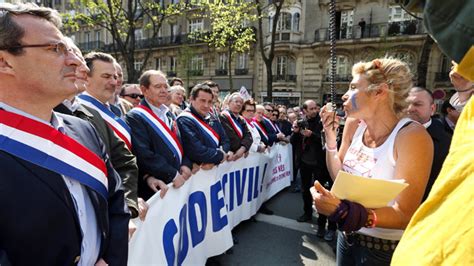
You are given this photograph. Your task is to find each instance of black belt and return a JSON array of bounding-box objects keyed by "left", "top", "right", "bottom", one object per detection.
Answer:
[{"left": 344, "top": 233, "right": 399, "bottom": 251}]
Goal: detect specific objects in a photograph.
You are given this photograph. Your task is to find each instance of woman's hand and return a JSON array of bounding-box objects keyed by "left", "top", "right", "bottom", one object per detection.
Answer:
[
  {"left": 320, "top": 104, "right": 340, "bottom": 148},
  {"left": 310, "top": 181, "right": 341, "bottom": 216}
]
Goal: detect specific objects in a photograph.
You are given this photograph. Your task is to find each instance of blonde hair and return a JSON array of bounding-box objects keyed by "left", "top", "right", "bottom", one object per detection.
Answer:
[{"left": 352, "top": 57, "right": 413, "bottom": 117}]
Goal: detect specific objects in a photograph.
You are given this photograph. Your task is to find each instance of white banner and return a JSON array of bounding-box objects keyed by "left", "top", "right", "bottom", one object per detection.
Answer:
[{"left": 128, "top": 143, "right": 292, "bottom": 265}]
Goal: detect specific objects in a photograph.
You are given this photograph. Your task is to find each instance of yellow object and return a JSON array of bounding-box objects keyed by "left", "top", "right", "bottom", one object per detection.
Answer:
[
  {"left": 392, "top": 97, "right": 474, "bottom": 265},
  {"left": 454, "top": 46, "right": 474, "bottom": 82}
]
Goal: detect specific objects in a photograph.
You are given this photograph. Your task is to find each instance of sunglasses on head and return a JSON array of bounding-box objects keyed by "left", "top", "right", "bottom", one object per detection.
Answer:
[{"left": 123, "top": 93, "right": 144, "bottom": 99}]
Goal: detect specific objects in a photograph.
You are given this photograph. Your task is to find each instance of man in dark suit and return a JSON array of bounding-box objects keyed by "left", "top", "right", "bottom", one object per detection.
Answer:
[
  {"left": 440, "top": 100, "right": 459, "bottom": 136},
  {"left": 219, "top": 92, "right": 253, "bottom": 160},
  {"left": 177, "top": 84, "right": 231, "bottom": 170},
  {"left": 0, "top": 4, "right": 129, "bottom": 265},
  {"left": 253, "top": 104, "right": 282, "bottom": 147},
  {"left": 126, "top": 70, "right": 194, "bottom": 200},
  {"left": 407, "top": 87, "right": 451, "bottom": 201}
]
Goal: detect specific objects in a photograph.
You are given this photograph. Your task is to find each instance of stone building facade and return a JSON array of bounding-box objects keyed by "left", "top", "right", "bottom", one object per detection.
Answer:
[{"left": 29, "top": 0, "right": 454, "bottom": 106}]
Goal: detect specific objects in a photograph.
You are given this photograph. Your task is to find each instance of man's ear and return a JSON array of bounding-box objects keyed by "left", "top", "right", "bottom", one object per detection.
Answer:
[{"left": 0, "top": 52, "right": 15, "bottom": 76}]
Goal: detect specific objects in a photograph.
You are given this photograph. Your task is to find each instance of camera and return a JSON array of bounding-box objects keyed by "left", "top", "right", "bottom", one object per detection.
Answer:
[{"left": 296, "top": 119, "right": 309, "bottom": 130}]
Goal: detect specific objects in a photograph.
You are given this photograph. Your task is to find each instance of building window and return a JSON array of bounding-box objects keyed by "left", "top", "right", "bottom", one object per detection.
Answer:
[
  {"left": 236, "top": 53, "right": 248, "bottom": 70},
  {"left": 277, "top": 12, "right": 291, "bottom": 31},
  {"left": 273, "top": 55, "right": 296, "bottom": 81},
  {"left": 440, "top": 55, "right": 450, "bottom": 73},
  {"left": 218, "top": 53, "right": 228, "bottom": 70},
  {"left": 268, "top": 16, "right": 273, "bottom": 32},
  {"left": 292, "top": 13, "right": 300, "bottom": 32},
  {"left": 339, "top": 10, "right": 353, "bottom": 39},
  {"left": 85, "top": 31, "right": 91, "bottom": 43},
  {"left": 188, "top": 18, "right": 203, "bottom": 33},
  {"left": 134, "top": 60, "right": 143, "bottom": 71},
  {"left": 155, "top": 58, "right": 162, "bottom": 70},
  {"left": 191, "top": 55, "right": 203, "bottom": 71},
  {"left": 326, "top": 55, "right": 351, "bottom": 81},
  {"left": 95, "top": 30, "right": 101, "bottom": 42},
  {"left": 190, "top": 55, "right": 204, "bottom": 76},
  {"left": 134, "top": 29, "right": 144, "bottom": 40},
  {"left": 170, "top": 56, "right": 177, "bottom": 72}
]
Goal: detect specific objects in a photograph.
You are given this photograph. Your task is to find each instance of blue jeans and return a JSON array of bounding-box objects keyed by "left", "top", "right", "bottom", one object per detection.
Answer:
[{"left": 336, "top": 232, "right": 394, "bottom": 266}]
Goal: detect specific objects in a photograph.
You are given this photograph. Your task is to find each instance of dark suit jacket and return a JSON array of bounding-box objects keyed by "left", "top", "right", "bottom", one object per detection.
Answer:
[
  {"left": 55, "top": 103, "right": 139, "bottom": 217},
  {"left": 257, "top": 117, "right": 278, "bottom": 147},
  {"left": 423, "top": 118, "right": 452, "bottom": 201},
  {"left": 277, "top": 119, "right": 293, "bottom": 137},
  {"left": 177, "top": 106, "right": 230, "bottom": 165},
  {"left": 219, "top": 111, "right": 253, "bottom": 153},
  {"left": 125, "top": 100, "right": 192, "bottom": 200},
  {"left": 440, "top": 116, "right": 455, "bottom": 136},
  {"left": 0, "top": 113, "right": 129, "bottom": 266}
]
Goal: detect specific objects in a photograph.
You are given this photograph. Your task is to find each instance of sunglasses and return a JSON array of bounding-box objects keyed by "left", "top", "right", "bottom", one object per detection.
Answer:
[{"left": 123, "top": 93, "right": 144, "bottom": 99}]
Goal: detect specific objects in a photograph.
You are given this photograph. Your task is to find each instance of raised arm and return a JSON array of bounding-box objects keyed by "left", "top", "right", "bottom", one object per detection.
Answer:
[{"left": 320, "top": 104, "right": 359, "bottom": 180}]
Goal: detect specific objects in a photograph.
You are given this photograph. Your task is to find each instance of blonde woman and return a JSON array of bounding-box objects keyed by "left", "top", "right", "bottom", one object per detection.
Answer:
[{"left": 314, "top": 58, "right": 433, "bottom": 265}]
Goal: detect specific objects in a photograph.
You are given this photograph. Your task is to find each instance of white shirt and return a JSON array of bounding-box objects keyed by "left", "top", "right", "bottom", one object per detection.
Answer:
[
  {"left": 342, "top": 118, "right": 413, "bottom": 240},
  {"left": 422, "top": 119, "right": 432, "bottom": 129},
  {"left": 244, "top": 118, "right": 262, "bottom": 153},
  {"left": 147, "top": 99, "right": 172, "bottom": 129},
  {"left": 0, "top": 103, "right": 101, "bottom": 265}
]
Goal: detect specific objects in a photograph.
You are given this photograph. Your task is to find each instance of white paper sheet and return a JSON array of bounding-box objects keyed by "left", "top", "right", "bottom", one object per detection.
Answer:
[{"left": 331, "top": 171, "right": 409, "bottom": 208}]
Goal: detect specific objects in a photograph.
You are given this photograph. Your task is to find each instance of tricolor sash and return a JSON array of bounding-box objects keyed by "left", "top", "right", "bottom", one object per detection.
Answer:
[
  {"left": 0, "top": 109, "right": 108, "bottom": 199},
  {"left": 178, "top": 111, "right": 220, "bottom": 147},
  {"left": 77, "top": 94, "right": 132, "bottom": 149},
  {"left": 263, "top": 116, "right": 281, "bottom": 133},
  {"left": 244, "top": 117, "right": 255, "bottom": 128},
  {"left": 222, "top": 110, "right": 243, "bottom": 139},
  {"left": 252, "top": 119, "right": 269, "bottom": 142},
  {"left": 130, "top": 105, "right": 183, "bottom": 165}
]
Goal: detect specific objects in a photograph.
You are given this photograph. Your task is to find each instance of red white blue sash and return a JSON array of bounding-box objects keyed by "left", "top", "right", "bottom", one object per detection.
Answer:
[
  {"left": 0, "top": 109, "right": 108, "bottom": 199},
  {"left": 252, "top": 118, "right": 269, "bottom": 142},
  {"left": 263, "top": 116, "right": 281, "bottom": 133},
  {"left": 222, "top": 110, "right": 243, "bottom": 139},
  {"left": 178, "top": 111, "right": 220, "bottom": 147},
  {"left": 77, "top": 94, "right": 132, "bottom": 150},
  {"left": 130, "top": 105, "right": 183, "bottom": 165},
  {"left": 244, "top": 117, "right": 255, "bottom": 128}
]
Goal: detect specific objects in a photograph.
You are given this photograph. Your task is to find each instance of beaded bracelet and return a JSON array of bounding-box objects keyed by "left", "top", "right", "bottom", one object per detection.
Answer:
[{"left": 325, "top": 143, "right": 338, "bottom": 153}]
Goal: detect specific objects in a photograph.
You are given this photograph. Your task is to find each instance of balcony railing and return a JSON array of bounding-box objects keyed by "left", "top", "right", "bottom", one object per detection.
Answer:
[
  {"left": 215, "top": 69, "right": 228, "bottom": 76},
  {"left": 235, "top": 68, "right": 249, "bottom": 75},
  {"left": 79, "top": 33, "right": 206, "bottom": 53},
  {"left": 272, "top": 74, "right": 297, "bottom": 82},
  {"left": 167, "top": 71, "right": 177, "bottom": 77},
  {"left": 323, "top": 74, "right": 352, "bottom": 82},
  {"left": 78, "top": 41, "right": 105, "bottom": 52},
  {"left": 314, "top": 20, "right": 425, "bottom": 42},
  {"left": 188, "top": 69, "right": 204, "bottom": 76},
  {"left": 434, "top": 72, "right": 450, "bottom": 82}
]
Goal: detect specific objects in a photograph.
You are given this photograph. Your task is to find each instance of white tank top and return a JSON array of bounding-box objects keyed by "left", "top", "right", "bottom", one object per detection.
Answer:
[{"left": 342, "top": 118, "right": 412, "bottom": 240}]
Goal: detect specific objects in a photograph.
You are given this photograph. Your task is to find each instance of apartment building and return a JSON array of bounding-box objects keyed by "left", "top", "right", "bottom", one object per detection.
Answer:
[{"left": 28, "top": 0, "right": 454, "bottom": 105}]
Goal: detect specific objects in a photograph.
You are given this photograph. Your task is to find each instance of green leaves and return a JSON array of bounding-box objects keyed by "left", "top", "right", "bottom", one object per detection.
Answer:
[{"left": 193, "top": 0, "right": 257, "bottom": 54}]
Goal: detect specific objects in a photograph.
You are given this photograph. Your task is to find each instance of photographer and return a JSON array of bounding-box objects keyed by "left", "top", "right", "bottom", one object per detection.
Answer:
[{"left": 292, "top": 100, "right": 336, "bottom": 241}]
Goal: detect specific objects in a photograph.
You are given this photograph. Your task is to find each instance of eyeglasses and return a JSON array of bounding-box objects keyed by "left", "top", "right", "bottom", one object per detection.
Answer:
[
  {"left": 123, "top": 93, "right": 144, "bottom": 99},
  {"left": 244, "top": 109, "right": 255, "bottom": 113},
  {"left": 0, "top": 42, "right": 72, "bottom": 56},
  {"left": 272, "top": 113, "right": 279, "bottom": 117},
  {"left": 265, "top": 109, "right": 273, "bottom": 112}
]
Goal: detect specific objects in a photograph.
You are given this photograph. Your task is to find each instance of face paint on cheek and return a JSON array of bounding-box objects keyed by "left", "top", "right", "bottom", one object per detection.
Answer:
[{"left": 347, "top": 90, "right": 358, "bottom": 111}]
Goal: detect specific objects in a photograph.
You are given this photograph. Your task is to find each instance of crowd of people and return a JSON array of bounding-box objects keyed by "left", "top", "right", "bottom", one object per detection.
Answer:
[{"left": 0, "top": 2, "right": 472, "bottom": 266}]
